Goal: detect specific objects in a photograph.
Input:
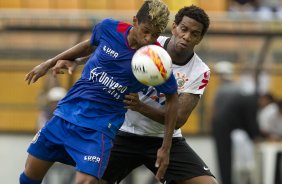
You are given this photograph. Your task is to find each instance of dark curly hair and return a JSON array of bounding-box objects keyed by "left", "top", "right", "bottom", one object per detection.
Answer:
[{"left": 174, "top": 5, "right": 210, "bottom": 36}]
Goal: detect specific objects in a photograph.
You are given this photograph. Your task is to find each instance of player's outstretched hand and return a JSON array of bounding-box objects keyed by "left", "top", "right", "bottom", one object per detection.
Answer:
[
  {"left": 155, "top": 146, "right": 170, "bottom": 182},
  {"left": 52, "top": 59, "right": 78, "bottom": 76},
  {"left": 25, "top": 61, "right": 52, "bottom": 85}
]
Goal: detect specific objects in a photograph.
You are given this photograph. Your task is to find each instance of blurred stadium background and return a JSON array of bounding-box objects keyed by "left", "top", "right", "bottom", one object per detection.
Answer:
[{"left": 0, "top": 0, "right": 282, "bottom": 183}]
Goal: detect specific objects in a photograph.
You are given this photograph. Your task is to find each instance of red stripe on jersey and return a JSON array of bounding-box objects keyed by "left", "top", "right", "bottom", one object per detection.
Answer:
[
  {"left": 154, "top": 41, "right": 162, "bottom": 47},
  {"left": 198, "top": 71, "right": 210, "bottom": 89},
  {"left": 117, "top": 22, "right": 131, "bottom": 33}
]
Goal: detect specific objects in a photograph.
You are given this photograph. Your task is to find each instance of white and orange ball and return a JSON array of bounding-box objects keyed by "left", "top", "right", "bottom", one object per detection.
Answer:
[{"left": 131, "top": 45, "right": 172, "bottom": 86}]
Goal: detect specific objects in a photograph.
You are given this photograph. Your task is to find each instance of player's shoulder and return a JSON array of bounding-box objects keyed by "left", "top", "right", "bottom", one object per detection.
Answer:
[
  {"left": 191, "top": 53, "right": 210, "bottom": 73},
  {"left": 99, "top": 18, "right": 131, "bottom": 31},
  {"left": 98, "top": 18, "right": 119, "bottom": 28},
  {"left": 178, "top": 53, "right": 210, "bottom": 85},
  {"left": 191, "top": 54, "right": 211, "bottom": 88},
  {"left": 176, "top": 53, "right": 210, "bottom": 77},
  {"left": 175, "top": 53, "right": 210, "bottom": 94}
]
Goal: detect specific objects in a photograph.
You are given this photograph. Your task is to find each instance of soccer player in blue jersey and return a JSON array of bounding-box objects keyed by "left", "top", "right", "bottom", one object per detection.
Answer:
[{"left": 21, "top": 1, "right": 178, "bottom": 184}]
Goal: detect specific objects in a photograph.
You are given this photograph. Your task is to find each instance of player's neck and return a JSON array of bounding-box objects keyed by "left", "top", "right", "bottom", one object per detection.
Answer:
[
  {"left": 127, "top": 27, "right": 139, "bottom": 49},
  {"left": 167, "top": 41, "right": 194, "bottom": 65}
]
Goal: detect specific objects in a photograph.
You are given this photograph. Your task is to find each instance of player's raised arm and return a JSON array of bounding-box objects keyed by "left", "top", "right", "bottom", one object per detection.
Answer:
[{"left": 25, "top": 39, "right": 94, "bottom": 85}]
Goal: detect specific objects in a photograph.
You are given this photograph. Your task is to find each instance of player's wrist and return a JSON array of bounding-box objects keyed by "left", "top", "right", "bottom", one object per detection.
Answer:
[
  {"left": 45, "top": 59, "right": 57, "bottom": 69},
  {"left": 161, "top": 140, "right": 172, "bottom": 150}
]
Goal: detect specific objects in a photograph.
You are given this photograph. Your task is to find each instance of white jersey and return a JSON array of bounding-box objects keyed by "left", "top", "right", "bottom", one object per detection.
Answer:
[{"left": 120, "top": 36, "right": 211, "bottom": 137}]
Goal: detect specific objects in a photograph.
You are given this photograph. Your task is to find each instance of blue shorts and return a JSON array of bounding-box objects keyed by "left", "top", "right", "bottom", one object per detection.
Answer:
[{"left": 28, "top": 116, "right": 113, "bottom": 179}]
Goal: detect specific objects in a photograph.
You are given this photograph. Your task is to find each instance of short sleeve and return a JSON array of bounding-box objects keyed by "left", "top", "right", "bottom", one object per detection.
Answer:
[{"left": 183, "top": 70, "right": 210, "bottom": 95}]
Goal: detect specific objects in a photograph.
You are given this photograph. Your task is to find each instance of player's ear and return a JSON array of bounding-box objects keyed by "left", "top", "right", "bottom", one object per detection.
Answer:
[
  {"left": 133, "top": 16, "right": 138, "bottom": 26},
  {"left": 171, "top": 22, "right": 177, "bottom": 34}
]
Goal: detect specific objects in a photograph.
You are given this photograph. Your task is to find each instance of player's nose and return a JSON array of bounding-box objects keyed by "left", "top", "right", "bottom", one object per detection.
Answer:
[
  {"left": 183, "top": 32, "right": 192, "bottom": 42},
  {"left": 144, "top": 34, "right": 154, "bottom": 44}
]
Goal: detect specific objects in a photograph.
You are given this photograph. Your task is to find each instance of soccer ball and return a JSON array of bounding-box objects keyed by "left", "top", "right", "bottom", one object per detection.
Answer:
[{"left": 131, "top": 45, "right": 172, "bottom": 86}]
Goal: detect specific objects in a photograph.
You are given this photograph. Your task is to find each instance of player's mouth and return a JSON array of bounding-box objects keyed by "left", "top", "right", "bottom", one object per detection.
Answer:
[{"left": 179, "top": 42, "right": 188, "bottom": 48}]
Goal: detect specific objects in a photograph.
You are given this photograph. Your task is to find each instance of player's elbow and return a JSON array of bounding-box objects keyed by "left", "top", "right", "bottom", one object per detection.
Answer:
[{"left": 175, "top": 117, "right": 187, "bottom": 129}]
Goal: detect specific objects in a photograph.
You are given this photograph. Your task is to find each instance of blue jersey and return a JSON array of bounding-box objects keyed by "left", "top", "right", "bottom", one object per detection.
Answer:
[{"left": 54, "top": 19, "right": 177, "bottom": 138}]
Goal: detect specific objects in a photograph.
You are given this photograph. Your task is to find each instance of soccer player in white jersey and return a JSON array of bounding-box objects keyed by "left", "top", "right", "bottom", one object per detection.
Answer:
[
  {"left": 26, "top": 5, "right": 218, "bottom": 184},
  {"left": 101, "top": 5, "right": 218, "bottom": 184}
]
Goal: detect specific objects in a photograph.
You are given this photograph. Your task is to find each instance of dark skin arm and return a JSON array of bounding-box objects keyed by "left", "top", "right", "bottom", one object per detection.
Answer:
[
  {"left": 25, "top": 39, "right": 95, "bottom": 84},
  {"left": 124, "top": 92, "right": 200, "bottom": 129}
]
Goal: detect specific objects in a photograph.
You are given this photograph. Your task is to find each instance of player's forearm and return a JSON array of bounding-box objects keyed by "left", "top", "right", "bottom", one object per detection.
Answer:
[
  {"left": 136, "top": 102, "right": 166, "bottom": 124},
  {"left": 162, "top": 93, "right": 178, "bottom": 149},
  {"left": 47, "top": 39, "right": 94, "bottom": 68},
  {"left": 136, "top": 99, "right": 177, "bottom": 126}
]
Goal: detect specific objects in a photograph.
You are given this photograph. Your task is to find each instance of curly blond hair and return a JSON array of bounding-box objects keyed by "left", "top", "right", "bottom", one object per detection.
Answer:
[{"left": 136, "top": 0, "right": 170, "bottom": 32}]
